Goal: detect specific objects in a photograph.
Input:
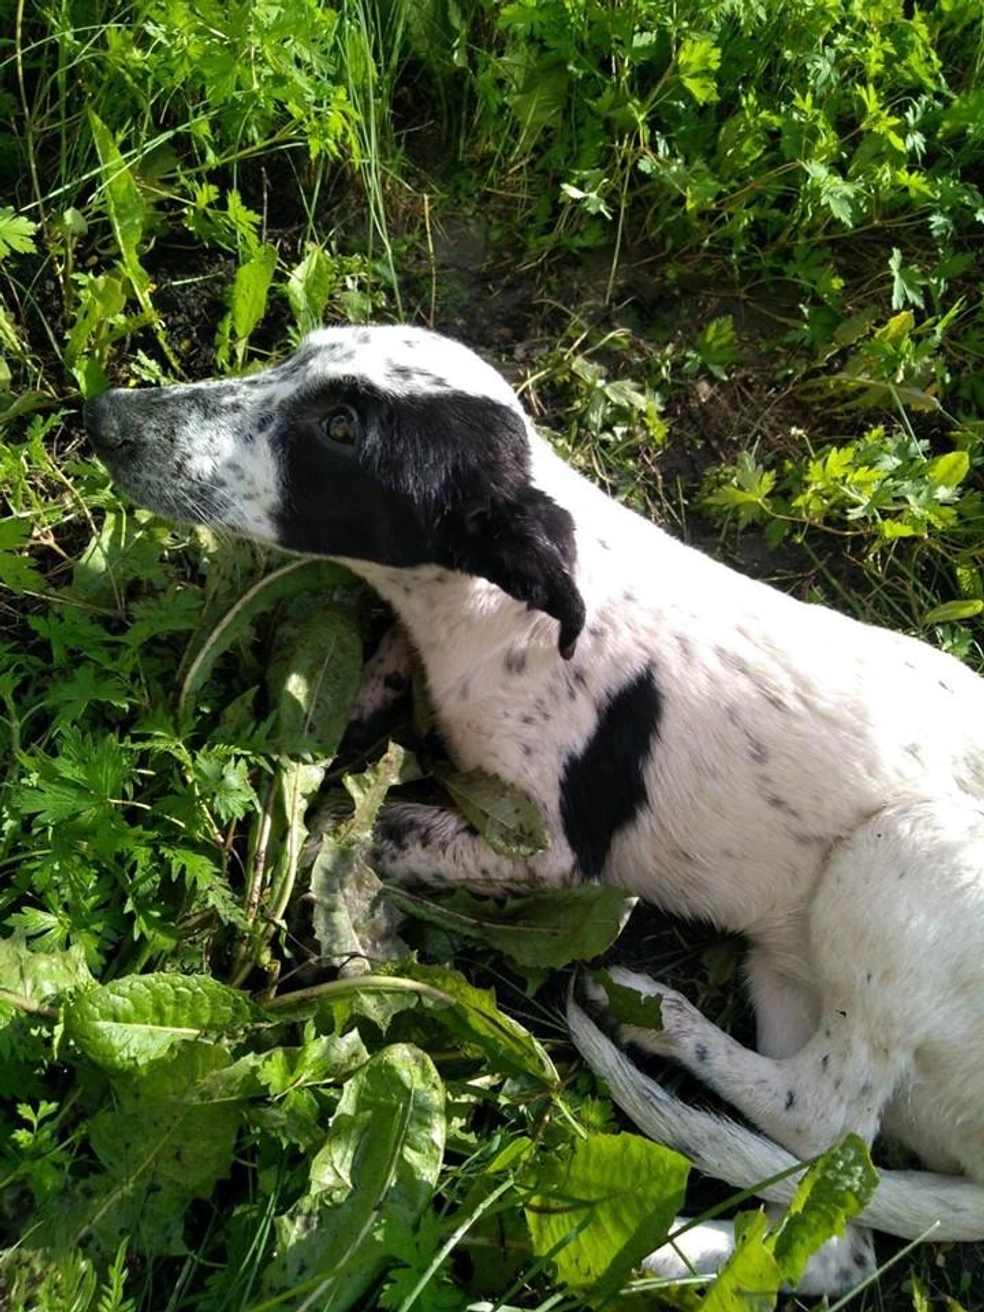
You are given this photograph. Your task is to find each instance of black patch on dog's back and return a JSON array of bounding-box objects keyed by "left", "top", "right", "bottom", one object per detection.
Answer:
[{"left": 560, "top": 666, "right": 661, "bottom": 880}]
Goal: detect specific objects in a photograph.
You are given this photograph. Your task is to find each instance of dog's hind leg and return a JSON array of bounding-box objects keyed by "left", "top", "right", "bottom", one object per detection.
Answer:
[{"left": 575, "top": 798, "right": 984, "bottom": 1293}]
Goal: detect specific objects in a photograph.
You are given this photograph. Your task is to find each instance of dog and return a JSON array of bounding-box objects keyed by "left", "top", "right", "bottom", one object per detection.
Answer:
[{"left": 84, "top": 324, "right": 984, "bottom": 1296}]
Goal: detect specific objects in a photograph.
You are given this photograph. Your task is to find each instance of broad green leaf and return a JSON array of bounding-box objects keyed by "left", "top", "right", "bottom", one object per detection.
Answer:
[
  {"left": 926, "top": 449, "right": 969, "bottom": 489},
  {"left": 524, "top": 1131, "right": 688, "bottom": 1294},
  {"left": 220, "top": 242, "right": 278, "bottom": 368},
  {"left": 389, "top": 885, "right": 636, "bottom": 969},
  {"left": 266, "top": 1043, "right": 445, "bottom": 1312},
  {"left": 701, "top": 1209, "right": 781, "bottom": 1312},
  {"left": 431, "top": 763, "right": 550, "bottom": 858},
  {"left": 178, "top": 558, "right": 355, "bottom": 728},
  {"left": 700, "top": 1138, "right": 878, "bottom": 1307},
  {"left": 508, "top": 60, "right": 569, "bottom": 148},
  {"left": 88, "top": 112, "right": 175, "bottom": 368},
  {"left": 924, "top": 598, "right": 984, "bottom": 624},
  {"left": 400, "top": 961, "right": 558, "bottom": 1085},
  {"left": 267, "top": 600, "right": 364, "bottom": 758},
  {"left": 0, "top": 934, "right": 94, "bottom": 1002},
  {"left": 83, "top": 1042, "right": 241, "bottom": 1255},
  {"left": 63, "top": 973, "right": 260, "bottom": 1072}
]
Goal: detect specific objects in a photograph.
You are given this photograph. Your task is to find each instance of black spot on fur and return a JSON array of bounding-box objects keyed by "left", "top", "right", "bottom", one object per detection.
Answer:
[
  {"left": 716, "top": 645, "right": 750, "bottom": 676},
  {"left": 785, "top": 1089, "right": 796, "bottom": 1110},
  {"left": 504, "top": 649, "right": 527, "bottom": 675},
  {"left": 560, "top": 666, "right": 661, "bottom": 880},
  {"left": 765, "top": 793, "right": 802, "bottom": 820},
  {"left": 745, "top": 732, "right": 769, "bottom": 765},
  {"left": 694, "top": 1042, "right": 708, "bottom": 1064},
  {"left": 273, "top": 382, "right": 586, "bottom": 655}
]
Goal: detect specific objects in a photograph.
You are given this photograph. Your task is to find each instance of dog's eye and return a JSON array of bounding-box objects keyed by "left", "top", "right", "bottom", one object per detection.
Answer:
[{"left": 319, "top": 405, "right": 359, "bottom": 447}]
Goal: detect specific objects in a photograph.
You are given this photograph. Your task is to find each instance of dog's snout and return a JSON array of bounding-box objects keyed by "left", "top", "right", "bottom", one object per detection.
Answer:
[{"left": 83, "top": 392, "right": 130, "bottom": 452}]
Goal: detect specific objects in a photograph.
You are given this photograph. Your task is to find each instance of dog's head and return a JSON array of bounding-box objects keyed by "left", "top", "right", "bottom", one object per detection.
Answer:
[{"left": 83, "top": 325, "right": 585, "bottom": 656}]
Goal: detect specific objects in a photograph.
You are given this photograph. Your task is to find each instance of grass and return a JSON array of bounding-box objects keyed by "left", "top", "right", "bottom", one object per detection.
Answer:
[{"left": 2, "top": 1, "right": 984, "bottom": 1309}]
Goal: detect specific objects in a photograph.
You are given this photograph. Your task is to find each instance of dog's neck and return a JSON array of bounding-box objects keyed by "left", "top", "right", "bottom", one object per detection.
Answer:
[
  {"left": 344, "top": 558, "right": 561, "bottom": 702},
  {"left": 339, "top": 434, "right": 626, "bottom": 698}
]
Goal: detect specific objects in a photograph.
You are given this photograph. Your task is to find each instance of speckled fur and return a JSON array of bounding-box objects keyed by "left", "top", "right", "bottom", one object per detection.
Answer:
[{"left": 85, "top": 324, "right": 984, "bottom": 1297}]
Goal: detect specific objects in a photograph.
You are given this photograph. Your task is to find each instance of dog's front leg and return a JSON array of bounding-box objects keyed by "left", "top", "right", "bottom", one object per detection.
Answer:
[{"left": 373, "top": 800, "right": 573, "bottom": 894}]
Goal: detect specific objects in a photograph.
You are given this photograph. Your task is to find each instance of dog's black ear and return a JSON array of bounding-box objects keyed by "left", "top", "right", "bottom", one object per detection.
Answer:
[{"left": 445, "top": 487, "right": 586, "bottom": 658}]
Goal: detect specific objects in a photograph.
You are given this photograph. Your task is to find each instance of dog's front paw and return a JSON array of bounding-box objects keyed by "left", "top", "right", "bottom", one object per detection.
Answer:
[
  {"left": 344, "top": 624, "right": 413, "bottom": 750},
  {"left": 370, "top": 801, "right": 472, "bottom": 886}
]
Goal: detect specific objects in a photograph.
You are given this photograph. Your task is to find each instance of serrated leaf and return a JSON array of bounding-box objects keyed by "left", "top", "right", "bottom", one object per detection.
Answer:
[
  {"left": 266, "top": 1043, "right": 445, "bottom": 1312},
  {"left": 0, "top": 515, "right": 47, "bottom": 592},
  {"left": 701, "top": 1209, "right": 781, "bottom": 1312},
  {"left": 0, "top": 207, "right": 38, "bottom": 259},
  {"left": 389, "top": 885, "right": 636, "bottom": 969},
  {"left": 525, "top": 1131, "right": 688, "bottom": 1294},
  {"left": 771, "top": 1135, "right": 878, "bottom": 1284},
  {"left": 63, "top": 973, "right": 260, "bottom": 1072},
  {"left": 309, "top": 743, "right": 413, "bottom": 975},
  {"left": 65, "top": 271, "right": 127, "bottom": 368},
  {"left": 678, "top": 36, "right": 721, "bottom": 104},
  {"left": 88, "top": 112, "right": 175, "bottom": 368},
  {"left": 431, "top": 763, "right": 550, "bottom": 858},
  {"left": 287, "top": 243, "right": 334, "bottom": 335},
  {"left": 226, "top": 242, "right": 278, "bottom": 367}
]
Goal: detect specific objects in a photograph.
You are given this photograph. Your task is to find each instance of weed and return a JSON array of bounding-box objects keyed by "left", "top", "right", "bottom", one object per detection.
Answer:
[{"left": 2, "top": 2, "right": 984, "bottom": 1309}]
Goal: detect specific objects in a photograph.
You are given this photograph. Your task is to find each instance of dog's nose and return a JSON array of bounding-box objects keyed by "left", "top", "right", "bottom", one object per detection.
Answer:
[{"left": 83, "top": 392, "right": 129, "bottom": 451}]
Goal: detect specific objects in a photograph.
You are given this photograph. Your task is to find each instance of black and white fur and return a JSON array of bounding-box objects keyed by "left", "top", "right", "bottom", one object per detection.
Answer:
[{"left": 84, "top": 325, "right": 984, "bottom": 1296}]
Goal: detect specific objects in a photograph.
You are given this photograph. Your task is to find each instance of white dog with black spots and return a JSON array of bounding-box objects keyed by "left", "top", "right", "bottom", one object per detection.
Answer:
[{"left": 85, "top": 324, "right": 984, "bottom": 1296}]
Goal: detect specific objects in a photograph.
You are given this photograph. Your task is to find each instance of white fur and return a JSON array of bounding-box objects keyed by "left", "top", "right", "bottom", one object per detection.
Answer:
[{"left": 87, "top": 326, "right": 984, "bottom": 1297}]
